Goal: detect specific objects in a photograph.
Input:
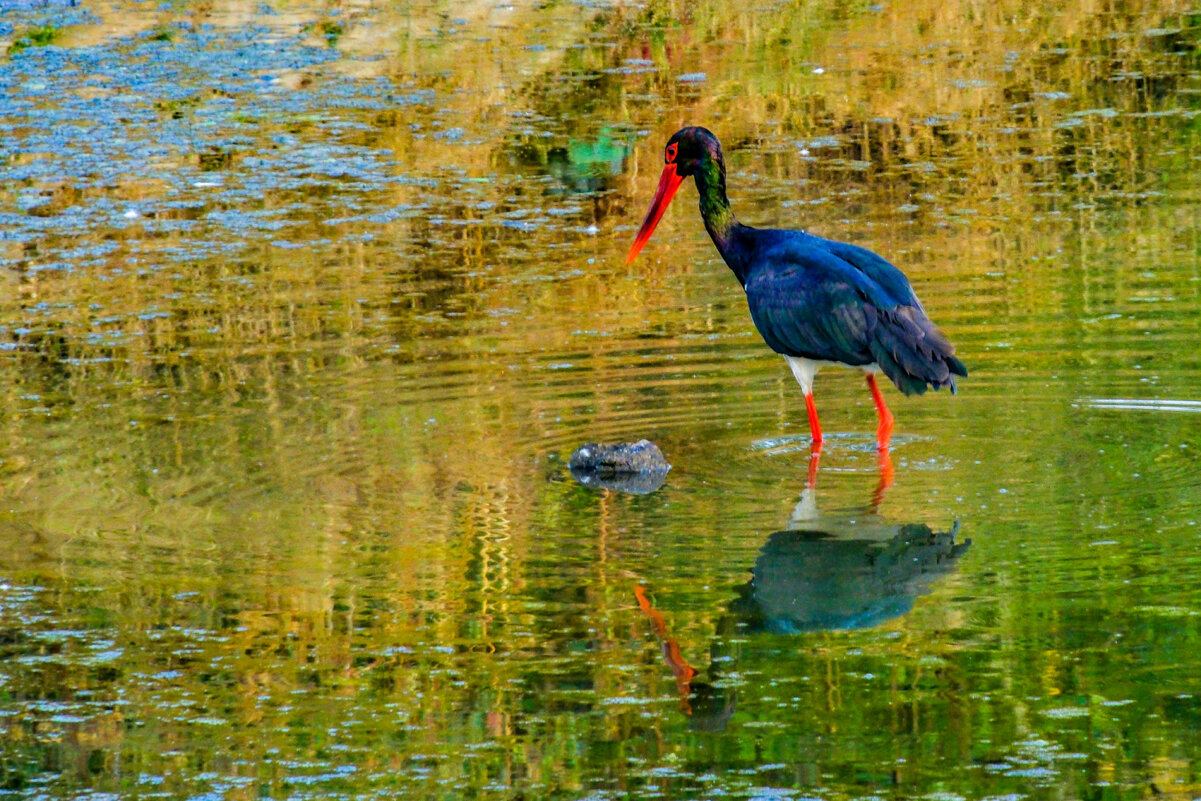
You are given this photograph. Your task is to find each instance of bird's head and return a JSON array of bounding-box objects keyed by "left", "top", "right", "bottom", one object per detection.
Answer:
[
  {"left": 626, "top": 126, "right": 723, "bottom": 264},
  {"left": 662, "top": 126, "right": 722, "bottom": 178}
]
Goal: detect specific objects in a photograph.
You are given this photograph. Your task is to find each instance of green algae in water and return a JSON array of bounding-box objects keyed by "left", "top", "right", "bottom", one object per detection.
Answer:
[{"left": 7, "top": 25, "right": 59, "bottom": 56}]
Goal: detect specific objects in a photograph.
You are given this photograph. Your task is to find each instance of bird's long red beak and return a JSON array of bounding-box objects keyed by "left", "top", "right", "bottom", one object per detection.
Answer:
[{"left": 626, "top": 164, "right": 685, "bottom": 264}]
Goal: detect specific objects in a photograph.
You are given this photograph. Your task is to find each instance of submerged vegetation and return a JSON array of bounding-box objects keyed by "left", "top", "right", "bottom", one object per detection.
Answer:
[{"left": 5, "top": 23, "right": 58, "bottom": 56}]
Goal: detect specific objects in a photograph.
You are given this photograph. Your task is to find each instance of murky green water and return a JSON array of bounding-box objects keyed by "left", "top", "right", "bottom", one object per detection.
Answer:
[{"left": 2, "top": 1, "right": 1201, "bottom": 798}]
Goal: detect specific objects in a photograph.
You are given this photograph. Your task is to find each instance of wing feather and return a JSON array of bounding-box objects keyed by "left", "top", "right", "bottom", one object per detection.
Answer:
[{"left": 743, "top": 232, "right": 967, "bottom": 396}]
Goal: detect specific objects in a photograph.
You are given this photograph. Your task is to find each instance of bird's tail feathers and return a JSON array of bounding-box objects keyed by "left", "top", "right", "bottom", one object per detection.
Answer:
[{"left": 868, "top": 306, "right": 967, "bottom": 397}]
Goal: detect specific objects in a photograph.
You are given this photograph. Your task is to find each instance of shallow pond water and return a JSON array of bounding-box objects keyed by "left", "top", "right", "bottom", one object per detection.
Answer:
[{"left": 2, "top": 1, "right": 1201, "bottom": 799}]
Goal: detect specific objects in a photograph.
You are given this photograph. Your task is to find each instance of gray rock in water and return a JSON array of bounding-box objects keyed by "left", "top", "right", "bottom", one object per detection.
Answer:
[{"left": 569, "top": 440, "right": 671, "bottom": 494}]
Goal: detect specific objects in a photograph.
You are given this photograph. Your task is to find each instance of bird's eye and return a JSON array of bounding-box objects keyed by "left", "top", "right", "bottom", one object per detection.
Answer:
[{"left": 665, "top": 142, "right": 678, "bottom": 163}]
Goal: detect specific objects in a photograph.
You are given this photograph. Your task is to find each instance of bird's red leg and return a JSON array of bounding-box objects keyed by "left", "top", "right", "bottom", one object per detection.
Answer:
[
  {"left": 866, "top": 374, "right": 894, "bottom": 450},
  {"left": 804, "top": 392, "right": 823, "bottom": 486},
  {"left": 804, "top": 392, "right": 823, "bottom": 452}
]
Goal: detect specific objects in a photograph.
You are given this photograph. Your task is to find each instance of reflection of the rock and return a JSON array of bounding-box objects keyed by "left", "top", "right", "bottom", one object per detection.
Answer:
[
  {"left": 636, "top": 471, "right": 969, "bottom": 730},
  {"left": 569, "top": 465, "right": 669, "bottom": 494}
]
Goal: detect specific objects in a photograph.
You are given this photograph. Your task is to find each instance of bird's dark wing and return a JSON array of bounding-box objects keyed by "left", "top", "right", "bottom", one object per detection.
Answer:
[
  {"left": 739, "top": 260, "right": 874, "bottom": 367},
  {"left": 744, "top": 249, "right": 878, "bottom": 366},
  {"left": 819, "top": 238, "right": 923, "bottom": 310},
  {"left": 744, "top": 235, "right": 967, "bottom": 395}
]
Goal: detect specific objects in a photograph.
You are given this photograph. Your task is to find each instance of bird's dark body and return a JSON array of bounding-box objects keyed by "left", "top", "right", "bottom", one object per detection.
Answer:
[
  {"left": 729, "top": 227, "right": 965, "bottom": 396},
  {"left": 626, "top": 126, "right": 966, "bottom": 449}
]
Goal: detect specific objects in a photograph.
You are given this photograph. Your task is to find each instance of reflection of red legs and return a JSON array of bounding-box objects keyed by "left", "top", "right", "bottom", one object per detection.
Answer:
[
  {"left": 804, "top": 392, "right": 823, "bottom": 452},
  {"left": 871, "top": 445, "right": 894, "bottom": 512},
  {"left": 806, "top": 447, "right": 822, "bottom": 490},
  {"left": 866, "top": 374, "right": 894, "bottom": 450},
  {"left": 802, "top": 374, "right": 895, "bottom": 506},
  {"left": 635, "top": 585, "right": 697, "bottom": 710}
]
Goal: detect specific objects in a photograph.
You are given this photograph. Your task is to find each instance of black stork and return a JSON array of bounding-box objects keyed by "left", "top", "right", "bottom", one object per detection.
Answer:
[{"left": 626, "top": 126, "right": 966, "bottom": 454}]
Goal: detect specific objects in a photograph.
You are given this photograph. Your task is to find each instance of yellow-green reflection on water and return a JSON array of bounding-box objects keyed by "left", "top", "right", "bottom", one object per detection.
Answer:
[{"left": 1, "top": 0, "right": 1200, "bottom": 798}]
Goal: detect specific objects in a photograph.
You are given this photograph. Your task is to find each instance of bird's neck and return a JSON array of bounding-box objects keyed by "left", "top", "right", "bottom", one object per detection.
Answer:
[{"left": 695, "top": 157, "right": 750, "bottom": 285}]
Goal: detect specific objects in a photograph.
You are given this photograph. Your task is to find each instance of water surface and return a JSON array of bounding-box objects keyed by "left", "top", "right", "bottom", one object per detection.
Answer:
[{"left": 2, "top": 1, "right": 1200, "bottom": 798}]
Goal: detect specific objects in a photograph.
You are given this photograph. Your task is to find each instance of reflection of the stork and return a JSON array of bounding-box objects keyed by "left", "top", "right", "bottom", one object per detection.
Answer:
[{"left": 637, "top": 460, "right": 969, "bottom": 729}]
